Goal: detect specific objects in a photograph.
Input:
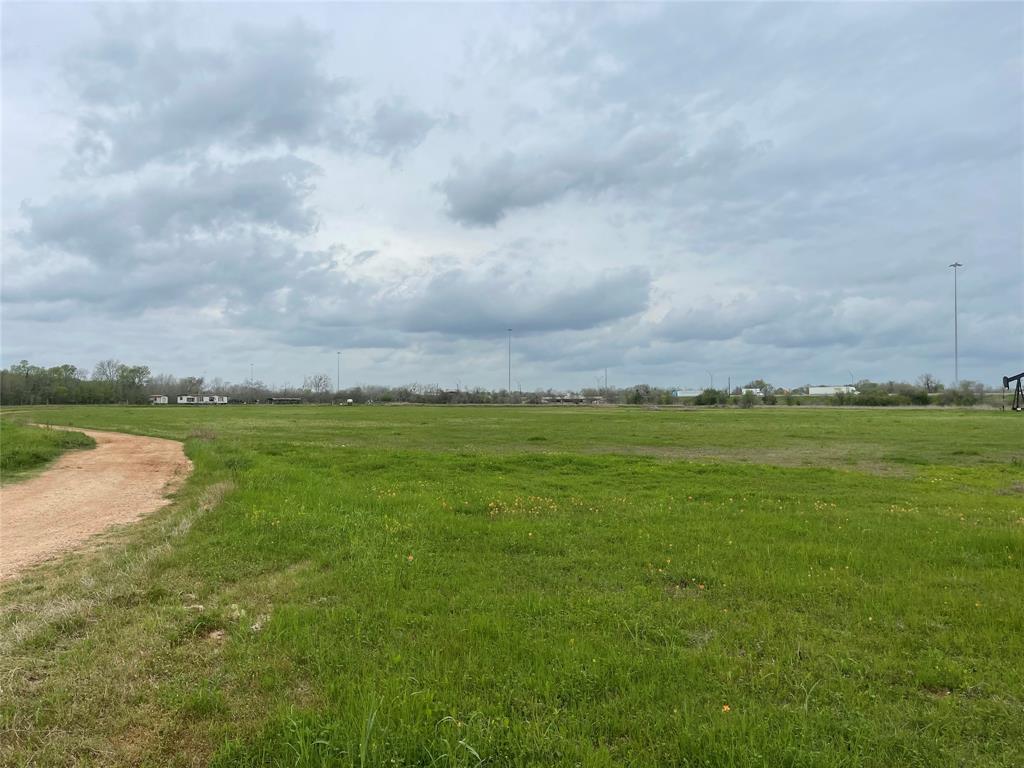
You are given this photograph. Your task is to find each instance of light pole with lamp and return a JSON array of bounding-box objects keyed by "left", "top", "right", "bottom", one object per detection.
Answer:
[
  {"left": 507, "top": 329, "right": 512, "bottom": 396},
  {"left": 949, "top": 262, "right": 962, "bottom": 386}
]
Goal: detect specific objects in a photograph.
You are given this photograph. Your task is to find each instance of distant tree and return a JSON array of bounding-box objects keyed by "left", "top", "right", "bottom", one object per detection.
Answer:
[
  {"left": 116, "top": 365, "right": 150, "bottom": 403},
  {"left": 917, "top": 373, "right": 941, "bottom": 393},
  {"left": 92, "top": 359, "right": 122, "bottom": 382},
  {"left": 146, "top": 373, "right": 179, "bottom": 394},
  {"left": 117, "top": 365, "right": 150, "bottom": 389},
  {"left": 960, "top": 379, "right": 985, "bottom": 397},
  {"left": 303, "top": 373, "right": 332, "bottom": 398}
]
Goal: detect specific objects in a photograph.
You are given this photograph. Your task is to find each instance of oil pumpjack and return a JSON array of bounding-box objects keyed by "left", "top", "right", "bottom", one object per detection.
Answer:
[{"left": 1003, "top": 371, "right": 1023, "bottom": 411}]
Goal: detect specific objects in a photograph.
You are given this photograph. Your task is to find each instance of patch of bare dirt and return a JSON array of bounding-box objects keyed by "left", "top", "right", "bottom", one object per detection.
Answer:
[{"left": 0, "top": 428, "right": 192, "bottom": 580}]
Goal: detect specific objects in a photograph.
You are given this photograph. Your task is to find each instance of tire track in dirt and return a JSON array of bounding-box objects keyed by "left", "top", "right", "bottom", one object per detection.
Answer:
[{"left": 1, "top": 427, "right": 192, "bottom": 580}]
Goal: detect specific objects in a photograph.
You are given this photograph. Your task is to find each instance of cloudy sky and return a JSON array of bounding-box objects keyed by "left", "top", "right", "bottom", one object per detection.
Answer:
[{"left": 2, "top": 3, "right": 1021, "bottom": 391}]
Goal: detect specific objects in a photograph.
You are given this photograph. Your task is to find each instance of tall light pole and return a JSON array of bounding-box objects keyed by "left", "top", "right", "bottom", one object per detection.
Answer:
[
  {"left": 706, "top": 370, "right": 714, "bottom": 390},
  {"left": 507, "top": 329, "right": 512, "bottom": 394},
  {"left": 949, "top": 262, "right": 962, "bottom": 386},
  {"left": 336, "top": 351, "right": 341, "bottom": 396}
]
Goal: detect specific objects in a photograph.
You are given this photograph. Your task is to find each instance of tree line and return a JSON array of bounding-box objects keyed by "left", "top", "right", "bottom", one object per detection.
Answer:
[
  {"left": 0, "top": 359, "right": 994, "bottom": 407},
  {"left": 1, "top": 360, "right": 152, "bottom": 405}
]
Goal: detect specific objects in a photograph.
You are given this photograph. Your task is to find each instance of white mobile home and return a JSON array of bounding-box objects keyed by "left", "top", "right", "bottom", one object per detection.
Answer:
[
  {"left": 148, "top": 394, "right": 168, "bottom": 404},
  {"left": 177, "top": 394, "right": 228, "bottom": 405}
]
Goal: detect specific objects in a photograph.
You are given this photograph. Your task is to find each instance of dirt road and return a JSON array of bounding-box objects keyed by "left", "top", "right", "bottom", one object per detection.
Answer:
[{"left": 1, "top": 428, "right": 192, "bottom": 580}]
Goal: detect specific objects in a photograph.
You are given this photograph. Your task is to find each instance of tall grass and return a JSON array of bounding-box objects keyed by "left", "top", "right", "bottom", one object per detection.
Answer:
[{"left": 0, "top": 419, "right": 94, "bottom": 481}]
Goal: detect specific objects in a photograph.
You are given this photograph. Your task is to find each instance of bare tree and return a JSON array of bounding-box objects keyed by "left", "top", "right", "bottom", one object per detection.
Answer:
[
  {"left": 146, "top": 373, "right": 179, "bottom": 394},
  {"left": 917, "top": 373, "right": 940, "bottom": 393},
  {"left": 303, "top": 373, "right": 332, "bottom": 395},
  {"left": 93, "top": 359, "right": 123, "bottom": 381}
]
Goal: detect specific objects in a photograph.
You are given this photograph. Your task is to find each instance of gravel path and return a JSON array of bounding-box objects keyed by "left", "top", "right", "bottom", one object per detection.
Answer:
[{"left": 1, "top": 428, "right": 192, "bottom": 580}]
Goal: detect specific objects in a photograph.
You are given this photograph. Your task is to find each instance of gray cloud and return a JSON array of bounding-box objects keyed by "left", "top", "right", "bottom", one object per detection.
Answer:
[
  {"left": 17, "top": 156, "right": 319, "bottom": 263},
  {"left": 366, "top": 101, "right": 438, "bottom": 161},
  {"left": 64, "top": 17, "right": 442, "bottom": 174},
  {"left": 67, "top": 21, "right": 354, "bottom": 172},
  {"left": 440, "top": 123, "right": 769, "bottom": 226},
  {"left": 398, "top": 265, "right": 651, "bottom": 335},
  {"left": 655, "top": 290, "right": 946, "bottom": 353},
  {"left": 7, "top": 156, "right": 324, "bottom": 312}
]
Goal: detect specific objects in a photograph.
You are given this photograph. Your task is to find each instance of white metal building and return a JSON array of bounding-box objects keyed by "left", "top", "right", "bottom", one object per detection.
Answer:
[
  {"left": 808, "top": 385, "right": 858, "bottom": 396},
  {"left": 148, "top": 394, "right": 168, "bottom": 404}
]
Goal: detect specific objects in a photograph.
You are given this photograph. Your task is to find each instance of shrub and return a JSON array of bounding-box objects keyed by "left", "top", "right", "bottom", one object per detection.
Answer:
[
  {"left": 908, "top": 389, "right": 931, "bottom": 406},
  {"left": 694, "top": 388, "right": 727, "bottom": 406},
  {"left": 740, "top": 391, "right": 756, "bottom": 408},
  {"left": 938, "top": 389, "right": 977, "bottom": 406}
]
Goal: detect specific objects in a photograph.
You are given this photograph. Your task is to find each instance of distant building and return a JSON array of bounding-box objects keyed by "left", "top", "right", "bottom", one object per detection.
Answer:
[
  {"left": 808, "top": 385, "right": 858, "bottom": 396},
  {"left": 672, "top": 388, "right": 703, "bottom": 398},
  {"left": 148, "top": 394, "right": 168, "bottom": 405},
  {"left": 741, "top": 388, "right": 764, "bottom": 397},
  {"left": 541, "top": 392, "right": 586, "bottom": 404},
  {"left": 177, "top": 394, "right": 228, "bottom": 404},
  {"left": 265, "top": 397, "right": 302, "bottom": 404}
]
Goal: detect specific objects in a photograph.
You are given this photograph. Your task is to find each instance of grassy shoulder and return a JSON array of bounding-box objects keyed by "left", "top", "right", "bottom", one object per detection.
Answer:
[
  {"left": 0, "top": 419, "right": 95, "bottom": 483},
  {"left": 0, "top": 406, "right": 1022, "bottom": 766}
]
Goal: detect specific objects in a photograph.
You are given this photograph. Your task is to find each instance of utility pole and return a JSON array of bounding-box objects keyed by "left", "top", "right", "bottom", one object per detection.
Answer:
[
  {"left": 605, "top": 368, "right": 608, "bottom": 391},
  {"left": 507, "top": 328, "right": 512, "bottom": 395},
  {"left": 707, "top": 370, "right": 714, "bottom": 390},
  {"left": 250, "top": 363, "right": 254, "bottom": 403},
  {"left": 949, "top": 262, "right": 962, "bottom": 386},
  {"left": 336, "top": 351, "right": 341, "bottom": 396}
]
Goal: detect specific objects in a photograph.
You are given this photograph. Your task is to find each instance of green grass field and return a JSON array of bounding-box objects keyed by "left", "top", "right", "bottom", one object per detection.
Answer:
[
  {"left": 1, "top": 405, "right": 1022, "bottom": 766},
  {"left": 0, "top": 420, "right": 94, "bottom": 483}
]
